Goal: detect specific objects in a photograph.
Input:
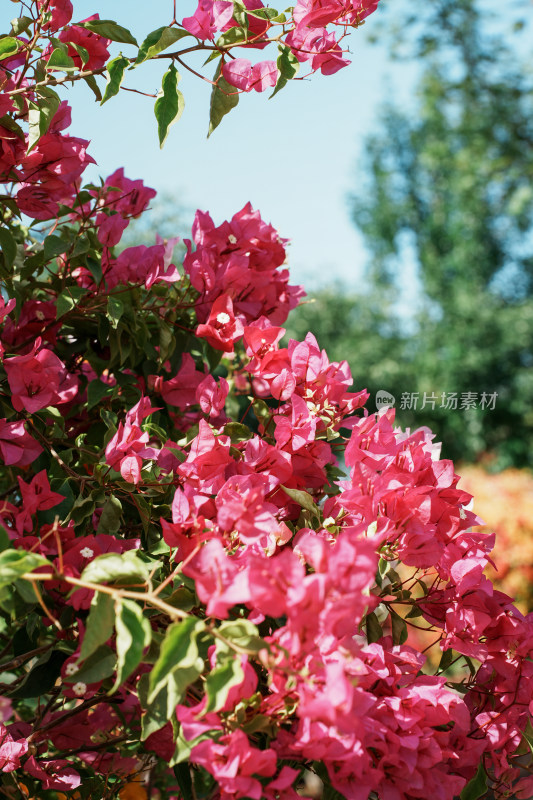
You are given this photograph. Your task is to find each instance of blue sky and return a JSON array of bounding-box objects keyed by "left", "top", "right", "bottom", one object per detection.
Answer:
[{"left": 64, "top": 1, "right": 418, "bottom": 290}]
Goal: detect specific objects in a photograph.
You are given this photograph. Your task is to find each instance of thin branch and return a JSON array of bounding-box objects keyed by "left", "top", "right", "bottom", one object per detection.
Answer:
[{"left": 0, "top": 644, "right": 53, "bottom": 672}]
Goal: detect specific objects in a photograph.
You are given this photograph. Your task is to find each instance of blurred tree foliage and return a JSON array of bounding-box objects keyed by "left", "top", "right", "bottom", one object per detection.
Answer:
[
  {"left": 287, "top": 0, "right": 533, "bottom": 468},
  {"left": 119, "top": 189, "right": 189, "bottom": 255}
]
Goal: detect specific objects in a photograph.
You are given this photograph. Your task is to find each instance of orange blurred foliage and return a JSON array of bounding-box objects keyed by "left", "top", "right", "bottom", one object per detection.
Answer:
[
  {"left": 118, "top": 781, "right": 148, "bottom": 800},
  {"left": 458, "top": 466, "right": 533, "bottom": 613}
]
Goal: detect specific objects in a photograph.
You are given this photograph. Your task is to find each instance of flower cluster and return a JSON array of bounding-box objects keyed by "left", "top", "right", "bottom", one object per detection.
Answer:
[
  {"left": 0, "top": 2, "right": 532, "bottom": 800},
  {"left": 185, "top": 0, "right": 381, "bottom": 90},
  {"left": 1, "top": 0, "right": 382, "bottom": 153}
]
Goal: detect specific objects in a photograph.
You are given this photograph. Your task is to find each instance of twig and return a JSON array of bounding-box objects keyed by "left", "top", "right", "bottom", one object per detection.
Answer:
[{"left": 0, "top": 644, "right": 52, "bottom": 672}]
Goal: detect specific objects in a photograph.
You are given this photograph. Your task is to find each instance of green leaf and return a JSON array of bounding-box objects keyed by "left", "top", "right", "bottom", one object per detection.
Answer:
[
  {"left": 312, "top": 763, "right": 347, "bottom": 800},
  {"left": 79, "top": 592, "right": 115, "bottom": 662},
  {"left": 463, "top": 655, "right": 477, "bottom": 676},
  {"left": 365, "top": 611, "right": 383, "bottom": 644},
  {"left": 173, "top": 765, "right": 193, "bottom": 799},
  {"left": 80, "top": 551, "right": 150, "bottom": 586},
  {"left": 216, "top": 26, "right": 248, "bottom": 48},
  {"left": 111, "top": 598, "right": 151, "bottom": 692},
  {"left": 223, "top": 422, "right": 252, "bottom": 443},
  {"left": 14, "top": 578, "right": 40, "bottom": 605},
  {"left": 85, "top": 254, "right": 103, "bottom": 283},
  {"left": 142, "top": 707, "right": 171, "bottom": 747},
  {"left": 10, "top": 16, "right": 33, "bottom": 36},
  {"left": 101, "top": 54, "right": 129, "bottom": 104},
  {"left": 280, "top": 485, "right": 320, "bottom": 517},
  {"left": 0, "top": 195, "right": 21, "bottom": 218},
  {"left": 69, "top": 42, "right": 89, "bottom": 65},
  {"left": 271, "top": 44, "right": 299, "bottom": 98},
  {"left": 0, "top": 114, "right": 24, "bottom": 141},
  {"left": 96, "top": 495, "right": 122, "bottom": 534},
  {"left": 75, "top": 19, "right": 138, "bottom": 46},
  {"left": 437, "top": 648, "right": 455, "bottom": 673},
  {"left": 217, "top": 619, "right": 265, "bottom": 653},
  {"left": 44, "top": 233, "right": 68, "bottom": 259},
  {"left": 390, "top": 608, "right": 408, "bottom": 645},
  {"left": 87, "top": 379, "right": 114, "bottom": 411},
  {"left": 135, "top": 26, "right": 190, "bottom": 65},
  {"left": 0, "top": 526, "right": 11, "bottom": 553},
  {"left": 159, "top": 319, "right": 175, "bottom": 363},
  {"left": 66, "top": 494, "right": 96, "bottom": 527},
  {"left": 522, "top": 720, "right": 533, "bottom": 756},
  {"left": 165, "top": 586, "right": 195, "bottom": 610},
  {"left": 208, "top": 65, "right": 239, "bottom": 137},
  {"left": 27, "top": 87, "right": 60, "bottom": 152},
  {"left": 84, "top": 74, "right": 103, "bottom": 102},
  {"left": 101, "top": 407, "right": 118, "bottom": 432},
  {"left": 232, "top": 2, "right": 250, "bottom": 29},
  {"left": 45, "top": 47, "right": 77, "bottom": 72},
  {"left": 56, "top": 286, "right": 86, "bottom": 318},
  {"left": 205, "top": 653, "right": 244, "bottom": 713},
  {"left": 107, "top": 294, "right": 124, "bottom": 328},
  {"left": 154, "top": 63, "right": 185, "bottom": 148},
  {"left": 0, "top": 550, "right": 49, "bottom": 589},
  {"left": 198, "top": 346, "right": 220, "bottom": 378},
  {"left": 138, "top": 673, "right": 169, "bottom": 739},
  {"left": 0, "top": 36, "right": 21, "bottom": 60},
  {"left": 148, "top": 618, "right": 206, "bottom": 719},
  {"left": 460, "top": 762, "right": 487, "bottom": 800},
  {"left": 242, "top": 5, "right": 283, "bottom": 20},
  {"left": 69, "top": 644, "right": 116, "bottom": 685},
  {"left": 9, "top": 650, "right": 69, "bottom": 698},
  {"left": 0, "top": 228, "right": 17, "bottom": 270}
]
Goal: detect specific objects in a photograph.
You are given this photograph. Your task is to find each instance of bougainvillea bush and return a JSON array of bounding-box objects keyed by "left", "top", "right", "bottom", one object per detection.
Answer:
[{"left": 1, "top": 2, "right": 533, "bottom": 799}]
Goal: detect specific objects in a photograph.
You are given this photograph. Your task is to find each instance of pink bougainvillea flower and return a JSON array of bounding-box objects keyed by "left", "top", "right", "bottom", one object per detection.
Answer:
[
  {"left": 222, "top": 58, "right": 278, "bottom": 92},
  {"left": 196, "top": 374, "right": 229, "bottom": 421},
  {"left": 40, "top": 0, "right": 74, "bottom": 31},
  {"left": 293, "top": 0, "right": 380, "bottom": 29},
  {"left": 96, "top": 212, "right": 129, "bottom": 247},
  {"left": 286, "top": 24, "right": 350, "bottom": 74},
  {"left": 15, "top": 470, "right": 65, "bottom": 534},
  {"left": 196, "top": 293, "right": 244, "bottom": 352},
  {"left": 191, "top": 730, "right": 277, "bottom": 798},
  {"left": 103, "top": 243, "right": 179, "bottom": 289},
  {"left": 155, "top": 353, "right": 206, "bottom": 410},
  {"left": 0, "top": 420, "right": 43, "bottom": 467},
  {"left": 58, "top": 14, "right": 111, "bottom": 71},
  {"left": 182, "top": 0, "right": 234, "bottom": 39},
  {"left": 0, "top": 296, "right": 15, "bottom": 323},
  {"left": 99, "top": 168, "right": 157, "bottom": 218},
  {"left": 0, "top": 698, "right": 12, "bottom": 724},
  {"left": 24, "top": 756, "right": 81, "bottom": 790},
  {"left": 184, "top": 203, "right": 302, "bottom": 330},
  {"left": 0, "top": 725, "right": 28, "bottom": 772},
  {"left": 4, "top": 337, "right": 78, "bottom": 413}
]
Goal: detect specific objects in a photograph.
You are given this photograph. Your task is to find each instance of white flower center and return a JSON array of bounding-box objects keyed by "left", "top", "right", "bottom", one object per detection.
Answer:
[
  {"left": 65, "top": 662, "right": 79, "bottom": 676},
  {"left": 80, "top": 547, "right": 94, "bottom": 559},
  {"left": 228, "top": 234, "right": 237, "bottom": 244},
  {"left": 216, "top": 312, "right": 231, "bottom": 325},
  {"left": 73, "top": 682, "right": 87, "bottom": 696}
]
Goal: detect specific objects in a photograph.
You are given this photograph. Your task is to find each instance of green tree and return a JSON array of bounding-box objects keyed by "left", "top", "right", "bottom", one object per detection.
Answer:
[
  {"left": 290, "top": 0, "right": 533, "bottom": 467},
  {"left": 285, "top": 285, "right": 411, "bottom": 415}
]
